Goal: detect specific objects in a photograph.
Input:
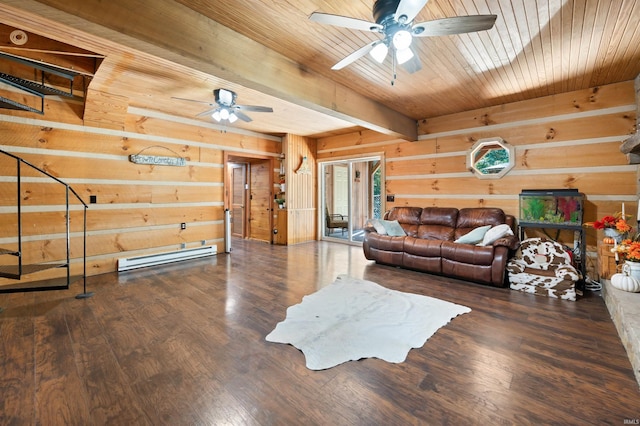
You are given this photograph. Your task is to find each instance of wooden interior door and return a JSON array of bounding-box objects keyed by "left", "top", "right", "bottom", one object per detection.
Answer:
[
  {"left": 231, "top": 163, "right": 247, "bottom": 237},
  {"left": 249, "top": 160, "right": 272, "bottom": 242}
]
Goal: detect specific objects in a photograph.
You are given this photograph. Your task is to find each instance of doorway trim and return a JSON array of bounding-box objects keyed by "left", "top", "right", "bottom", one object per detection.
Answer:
[
  {"left": 224, "top": 151, "right": 276, "bottom": 246},
  {"left": 318, "top": 152, "right": 385, "bottom": 245}
]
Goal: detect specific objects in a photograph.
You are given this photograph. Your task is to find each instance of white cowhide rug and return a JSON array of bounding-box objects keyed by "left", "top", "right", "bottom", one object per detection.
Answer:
[{"left": 265, "top": 274, "right": 471, "bottom": 370}]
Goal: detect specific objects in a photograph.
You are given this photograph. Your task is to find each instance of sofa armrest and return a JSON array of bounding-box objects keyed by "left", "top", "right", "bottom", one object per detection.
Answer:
[{"left": 492, "top": 235, "right": 520, "bottom": 251}]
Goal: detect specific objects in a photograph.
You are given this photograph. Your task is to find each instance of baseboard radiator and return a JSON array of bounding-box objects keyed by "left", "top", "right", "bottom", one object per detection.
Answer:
[{"left": 117, "top": 245, "right": 217, "bottom": 272}]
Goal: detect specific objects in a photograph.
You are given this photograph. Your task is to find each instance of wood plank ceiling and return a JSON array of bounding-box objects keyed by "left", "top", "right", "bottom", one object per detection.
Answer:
[{"left": 0, "top": 0, "right": 639, "bottom": 139}]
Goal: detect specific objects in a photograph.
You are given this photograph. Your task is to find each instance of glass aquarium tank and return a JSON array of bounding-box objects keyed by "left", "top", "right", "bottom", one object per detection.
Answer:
[{"left": 519, "top": 189, "right": 585, "bottom": 226}]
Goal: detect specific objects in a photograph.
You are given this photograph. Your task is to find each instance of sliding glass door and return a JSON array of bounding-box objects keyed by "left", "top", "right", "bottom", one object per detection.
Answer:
[{"left": 320, "top": 156, "right": 382, "bottom": 244}]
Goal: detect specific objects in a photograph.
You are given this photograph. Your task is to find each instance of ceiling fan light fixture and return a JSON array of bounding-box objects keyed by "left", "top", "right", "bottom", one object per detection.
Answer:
[
  {"left": 219, "top": 108, "right": 230, "bottom": 120},
  {"left": 212, "top": 110, "right": 222, "bottom": 122},
  {"left": 370, "top": 42, "right": 389, "bottom": 63},
  {"left": 228, "top": 112, "right": 238, "bottom": 123},
  {"left": 396, "top": 47, "right": 414, "bottom": 65},
  {"left": 392, "top": 29, "right": 412, "bottom": 50}
]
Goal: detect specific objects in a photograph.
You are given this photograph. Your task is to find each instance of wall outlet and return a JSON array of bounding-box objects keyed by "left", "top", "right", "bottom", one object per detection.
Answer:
[
  {"left": 90, "top": 195, "right": 97, "bottom": 204},
  {"left": 386, "top": 195, "right": 395, "bottom": 202},
  {"left": 180, "top": 223, "right": 186, "bottom": 230},
  {"left": 180, "top": 243, "right": 186, "bottom": 249}
]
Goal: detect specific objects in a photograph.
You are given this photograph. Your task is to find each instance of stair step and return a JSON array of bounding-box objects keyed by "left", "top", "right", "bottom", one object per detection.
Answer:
[
  {"left": 0, "top": 275, "right": 83, "bottom": 294},
  {"left": 0, "top": 262, "right": 67, "bottom": 279}
]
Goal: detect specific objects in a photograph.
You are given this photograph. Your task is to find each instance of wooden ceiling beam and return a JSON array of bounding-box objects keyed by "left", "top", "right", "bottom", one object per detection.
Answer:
[{"left": 0, "top": 0, "right": 417, "bottom": 140}]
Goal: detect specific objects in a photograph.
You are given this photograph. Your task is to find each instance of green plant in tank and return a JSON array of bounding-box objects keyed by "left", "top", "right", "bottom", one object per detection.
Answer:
[
  {"left": 544, "top": 212, "right": 564, "bottom": 223},
  {"left": 522, "top": 198, "right": 547, "bottom": 222},
  {"left": 571, "top": 210, "right": 580, "bottom": 223}
]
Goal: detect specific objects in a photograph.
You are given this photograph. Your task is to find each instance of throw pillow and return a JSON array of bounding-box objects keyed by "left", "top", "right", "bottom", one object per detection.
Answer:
[
  {"left": 478, "top": 224, "right": 514, "bottom": 246},
  {"left": 454, "top": 225, "right": 492, "bottom": 244},
  {"left": 365, "top": 218, "right": 387, "bottom": 235},
  {"left": 381, "top": 219, "right": 406, "bottom": 237}
]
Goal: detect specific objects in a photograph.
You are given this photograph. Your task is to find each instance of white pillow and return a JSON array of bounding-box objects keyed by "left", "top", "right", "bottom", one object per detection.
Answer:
[
  {"left": 477, "top": 224, "right": 514, "bottom": 246},
  {"left": 365, "top": 218, "right": 387, "bottom": 235},
  {"left": 381, "top": 220, "right": 406, "bottom": 237},
  {"left": 454, "top": 225, "right": 492, "bottom": 244}
]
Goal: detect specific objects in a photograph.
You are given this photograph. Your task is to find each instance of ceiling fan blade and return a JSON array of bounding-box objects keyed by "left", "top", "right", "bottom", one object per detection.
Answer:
[
  {"left": 310, "top": 12, "right": 382, "bottom": 32},
  {"left": 171, "top": 96, "right": 215, "bottom": 106},
  {"left": 401, "top": 50, "right": 422, "bottom": 74},
  {"left": 236, "top": 105, "right": 273, "bottom": 113},
  {"left": 394, "top": 0, "right": 429, "bottom": 24},
  {"left": 196, "top": 108, "right": 218, "bottom": 117},
  {"left": 332, "top": 41, "right": 378, "bottom": 70},
  {"left": 234, "top": 110, "right": 252, "bottom": 122},
  {"left": 412, "top": 15, "right": 497, "bottom": 37}
]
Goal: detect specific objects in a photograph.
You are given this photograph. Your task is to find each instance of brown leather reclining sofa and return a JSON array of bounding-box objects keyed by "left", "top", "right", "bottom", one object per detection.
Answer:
[{"left": 363, "top": 207, "right": 519, "bottom": 287}]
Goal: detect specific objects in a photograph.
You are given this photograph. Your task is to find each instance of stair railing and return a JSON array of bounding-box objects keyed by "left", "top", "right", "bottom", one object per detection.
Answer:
[{"left": 0, "top": 147, "right": 90, "bottom": 297}]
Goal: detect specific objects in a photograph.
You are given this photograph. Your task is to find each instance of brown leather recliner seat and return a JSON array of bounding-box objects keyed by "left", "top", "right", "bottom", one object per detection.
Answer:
[{"left": 363, "top": 207, "right": 519, "bottom": 287}]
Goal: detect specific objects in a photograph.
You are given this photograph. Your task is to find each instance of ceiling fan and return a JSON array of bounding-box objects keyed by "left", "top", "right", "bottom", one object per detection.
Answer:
[
  {"left": 310, "top": 0, "right": 497, "bottom": 82},
  {"left": 172, "top": 88, "right": 273, "bottom": 123}
]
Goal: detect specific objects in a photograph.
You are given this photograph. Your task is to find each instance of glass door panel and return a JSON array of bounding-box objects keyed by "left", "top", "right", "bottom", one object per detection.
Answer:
[{"left": 321, "top": 157, "right": 382, "bottom": 244}]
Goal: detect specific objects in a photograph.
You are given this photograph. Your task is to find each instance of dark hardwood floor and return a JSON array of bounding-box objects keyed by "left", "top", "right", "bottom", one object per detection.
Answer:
[{"left": 1, "top": 238, "right": 639, "bottom": 425}]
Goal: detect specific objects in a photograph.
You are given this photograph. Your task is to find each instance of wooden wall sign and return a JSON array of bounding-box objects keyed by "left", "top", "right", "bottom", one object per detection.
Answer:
[{"left": 129, "top": 154, "right": 186, "bottom": 166}]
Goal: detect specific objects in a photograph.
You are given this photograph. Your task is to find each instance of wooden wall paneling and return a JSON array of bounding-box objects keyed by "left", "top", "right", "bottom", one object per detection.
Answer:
[
  {"left": 83, "top": 88, "right": 128, "bottom": 130},
  {"left": 387, "top": 155, "right": 467, "bottom": 176},
  {"left": 150, "top": 184, "right": 223, "bottom": 204},
  {"left": 283, "top": 134, "right": 317, "bottom": 244},
  {"left": 317, "top": 146, "right": 385, "bottom": 160},
  {"left": 4, "top": 221, "right": 222, "bottom": 264},
  {"left": 125, "top": 113, "right": 282, "bottom": 155},
  {"left": 386, "top": 141, "right": 631, "bottom": 179},
  {"left": 320, "top": 81, "right": 640, "bottom": 251},
  {"left": 515, "top": 141, "right": 630, "bottom": 169},
  {"left": 386, "top": 140, "right": 439, "bottom": 158},
  {"left": 86, "top": 206, "right": 221, "bottom": 231},
  {"left": 386, "top": 172, "right": 637, "bottom": 197},
  {"left": 0, "top": 154, "right": 18, "bottom": 206},
  {"left": 0, "top": 92, "right": 278, "bottom": 277},
  {"left": 19, "top": 181, "right": 67, "bottom": 206},
  {"left": 388, "top": 197, "right": 518, "bottom": 212},
  {"left": 2, "top": 151, "right": 222, "bottom": 183},
  {"left": 421, "top": 113, "right": 635, "bottom": 153},
  {"left": 317, "top": 130, "right": 399, "bottom": 152},
  {"left": 0, "top": 213, "right": 17, "bottom": 238},
  {"left": 286, "top": 209, "right": 316, "bottom": 245},
  {"left": 83, "top": 224, "right": 223, "bottom": 258},
  {"left": 419, "top": 81, "right": 636, "bottom": 135}
]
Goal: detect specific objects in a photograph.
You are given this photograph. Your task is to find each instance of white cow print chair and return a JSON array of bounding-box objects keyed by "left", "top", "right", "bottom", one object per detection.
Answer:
[{"left": 507, "top": 237, "right": 580, "bottom": 301}]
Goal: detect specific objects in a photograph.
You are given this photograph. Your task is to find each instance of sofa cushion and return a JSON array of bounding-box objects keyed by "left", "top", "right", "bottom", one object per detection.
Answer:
[
  {"left": 403, "top": 237, "right": 443, "bottom": 257},
  {"left": 454, "top": 208, "right": 507, "bottom": 240},
  {"left": 441, "top": 241, "right": 496, "bottom": 265},
  {"left": 416, "top": 207, "right": 458, "bottom": 240},
  {"left": 387, "top": 207, "right": 423, "bottom": 237},
  {"left": 478, "top": 224, "right": 514, "bottom": 246},
  {"left": 454, "top": 225, "right": 492, "bottom": 244}
]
